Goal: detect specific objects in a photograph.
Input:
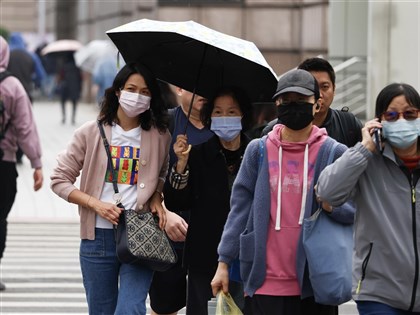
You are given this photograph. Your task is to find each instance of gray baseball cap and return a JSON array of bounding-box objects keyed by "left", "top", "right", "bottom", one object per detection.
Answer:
[{"left": 272, "top": 69, "right": 320, "bottom": 100}]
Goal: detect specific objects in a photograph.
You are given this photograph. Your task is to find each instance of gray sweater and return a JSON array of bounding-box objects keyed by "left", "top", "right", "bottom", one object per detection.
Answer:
[{"left": 317, "top": 142, "right": 420, "bottom": 312}]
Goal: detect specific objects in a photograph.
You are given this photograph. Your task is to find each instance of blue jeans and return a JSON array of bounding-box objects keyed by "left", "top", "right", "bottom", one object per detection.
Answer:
[
  {"left": 357, "top": 301, "right": 420, "bottom": 315},
  {"left": 79, "top": 228, "right": 153, "bottom": 315}
]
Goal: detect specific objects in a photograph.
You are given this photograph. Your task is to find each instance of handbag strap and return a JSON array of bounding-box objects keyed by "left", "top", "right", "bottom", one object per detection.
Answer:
[{"left": 97, "top": 121, "right": 122, "bottom": 204}]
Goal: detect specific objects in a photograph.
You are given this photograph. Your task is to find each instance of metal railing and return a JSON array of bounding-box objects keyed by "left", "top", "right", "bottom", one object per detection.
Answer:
[{"left": 330, "top": 56, "right": 368, "bottom": 122}]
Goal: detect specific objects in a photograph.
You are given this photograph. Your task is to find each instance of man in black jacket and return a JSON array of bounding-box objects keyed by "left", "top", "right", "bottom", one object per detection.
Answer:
[{"left": 262, "top": 58, "right": 362, "bottom": 147}]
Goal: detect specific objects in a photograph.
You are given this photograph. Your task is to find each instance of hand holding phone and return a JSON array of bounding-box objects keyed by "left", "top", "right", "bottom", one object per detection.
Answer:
[{"left": 373, "top": 128, "right": 382, "bottom": 153}]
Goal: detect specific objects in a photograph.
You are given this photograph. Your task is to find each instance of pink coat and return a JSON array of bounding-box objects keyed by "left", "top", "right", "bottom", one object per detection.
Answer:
[
  {"left": 50, "top": 120, "right": 171, "bottom": 240},
  {"left": 0, "top": 36, "right": 42, "bottom": 169}
]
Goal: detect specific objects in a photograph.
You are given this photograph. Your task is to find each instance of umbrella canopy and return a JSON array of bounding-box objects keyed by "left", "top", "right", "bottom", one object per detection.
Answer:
[
  {"left": 41, "top": 39, "right": 82, "bottom": 56},
  {"left": 106, "top": 19, "right": 277, "bottom": 102},
  {"left": 74, "top": 39, "right": 118, "bottom": 73}
]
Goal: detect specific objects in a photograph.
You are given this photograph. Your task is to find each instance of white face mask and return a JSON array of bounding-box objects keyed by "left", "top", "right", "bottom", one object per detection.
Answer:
[
  {"left": 382, "top": 119, "right": 419, "bottom": 149},
  {"left": 119, "top": 90, "right": 151, "bottom": 117},
  {"left": 210, "top": 116, "right": 242, "bottom": 141}
]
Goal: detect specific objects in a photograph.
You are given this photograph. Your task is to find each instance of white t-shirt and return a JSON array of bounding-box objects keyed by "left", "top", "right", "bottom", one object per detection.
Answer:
[{"left": 96, "top": 124, "right": 141, "bottom": 229}]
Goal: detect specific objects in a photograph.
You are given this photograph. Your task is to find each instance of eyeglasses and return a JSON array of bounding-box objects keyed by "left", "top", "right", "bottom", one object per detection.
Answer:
[{"left": 382, "top": 109, "right": 420, "bottom": 122}]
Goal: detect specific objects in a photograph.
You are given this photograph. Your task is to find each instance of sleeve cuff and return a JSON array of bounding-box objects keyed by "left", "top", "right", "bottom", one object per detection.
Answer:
[{"left": 169, "top": 163, "right": 189, "bottom": 190}]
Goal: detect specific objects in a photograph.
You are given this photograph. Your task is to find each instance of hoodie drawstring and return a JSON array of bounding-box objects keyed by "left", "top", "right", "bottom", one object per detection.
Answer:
[
  {"left": 299, "top": 144, "right": 309, "bottom": 225},
  {"left": 275, "top": 146, "right": 283, "bottom": 230}
]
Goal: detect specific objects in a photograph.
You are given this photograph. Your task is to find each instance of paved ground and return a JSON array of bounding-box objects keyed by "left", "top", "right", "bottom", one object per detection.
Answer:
[
  {"left": 1, "top": 99, "right": 358, "bottom": 314},
  {"left": 8, "top": 100, "right": 98, "bottom": 223}
]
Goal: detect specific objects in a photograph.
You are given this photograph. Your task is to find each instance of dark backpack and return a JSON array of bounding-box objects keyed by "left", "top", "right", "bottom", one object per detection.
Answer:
[{"left": 0, "top": 71, "right": 13, "bottom": 158}]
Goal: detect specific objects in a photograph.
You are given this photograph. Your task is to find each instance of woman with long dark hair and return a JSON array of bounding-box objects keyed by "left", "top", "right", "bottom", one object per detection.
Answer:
[{"left": 51, "top": 62, "right": 171, "bottom": 314}]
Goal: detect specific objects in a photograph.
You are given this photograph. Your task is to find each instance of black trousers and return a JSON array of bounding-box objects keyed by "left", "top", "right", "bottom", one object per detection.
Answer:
[
  {"left": 0, "top": 161, "right": 18, "bottom": 259},
  {"left": 186, "top": 269, "right": 214, "bottom": 315}
]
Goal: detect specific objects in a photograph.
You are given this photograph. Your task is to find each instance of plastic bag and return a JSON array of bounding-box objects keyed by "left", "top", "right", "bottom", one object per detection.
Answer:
[{"left": 215, "top": 291, "right": 243, "bottom": 315}]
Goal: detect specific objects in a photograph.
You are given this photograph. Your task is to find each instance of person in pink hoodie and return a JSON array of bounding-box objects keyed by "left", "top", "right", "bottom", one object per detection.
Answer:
[
  {"left": 211, "top": 69, "right": 354, "bottom": 314},
  {"left": 0, "top": 35, "right": 43, "bottom": 291}
]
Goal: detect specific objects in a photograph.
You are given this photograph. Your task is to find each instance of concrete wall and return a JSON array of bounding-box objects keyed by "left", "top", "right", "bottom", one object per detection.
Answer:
[
  {"left": 329, "top": 1, "right": 420, "bottom": 120},
  {"left": 329, "top": 1, "right": 368, "bottom": 58},
  {"left": 72, "top": 0, "right": 329, "bottom": 76},
  {"left": 368, "top": 1, "right": 420, "bottom": 119},
  {"left": 0, "top": 0, "right": 38, "bottom": 34}
]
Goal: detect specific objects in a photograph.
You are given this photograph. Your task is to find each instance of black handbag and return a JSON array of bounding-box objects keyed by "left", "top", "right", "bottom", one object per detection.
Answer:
[{"left": 98, "top": 121, "right": 177, "bottom": 271}]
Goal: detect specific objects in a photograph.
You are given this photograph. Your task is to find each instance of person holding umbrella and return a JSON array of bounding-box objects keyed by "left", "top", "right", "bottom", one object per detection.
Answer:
[
  {"left": 211, "top": 69, "right": 354, "bottom": 314},
  {"left": 50, "top": 62, "right": 171, "bottom": 315},
  {"left": 149, "top": 87, "right": 214, "bottom": 315},
  {"left": 164, "top": 86, "right": 252, "bottom": 314}
]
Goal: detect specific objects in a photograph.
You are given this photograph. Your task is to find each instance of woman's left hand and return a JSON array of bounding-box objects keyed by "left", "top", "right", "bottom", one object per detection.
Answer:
[{"left": 150, "top": 191, "right": 166, "bottom": 229}]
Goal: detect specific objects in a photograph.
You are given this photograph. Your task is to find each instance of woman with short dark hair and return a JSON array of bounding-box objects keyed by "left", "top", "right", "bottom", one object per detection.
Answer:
[{"left": 317, "top": 82, "right": 420, "bottom": 314}]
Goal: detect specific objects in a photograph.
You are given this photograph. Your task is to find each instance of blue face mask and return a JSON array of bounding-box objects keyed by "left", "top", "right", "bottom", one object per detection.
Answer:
[
  {"left": 210, "top": 116, "right": 242, "bottom": 142},
  {"left": 382, "top": 119, "right": 420, "bottom": 149}
]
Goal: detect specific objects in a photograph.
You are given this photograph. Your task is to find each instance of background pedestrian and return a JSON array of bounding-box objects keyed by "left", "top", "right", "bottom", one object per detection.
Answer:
[
  {"left": 0, "top": 35, "right": 43, "bottom": 291},
  {"left": 56, "top": 53, "right": 82, "bottom": 125},
  {"left": 262, "top": 57, "right": 362, "bottom": 148}
]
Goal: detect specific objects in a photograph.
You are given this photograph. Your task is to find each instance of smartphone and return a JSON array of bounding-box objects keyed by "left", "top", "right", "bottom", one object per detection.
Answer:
[{"left": 373, "top": 128, "right": 382, "bottom": 153}]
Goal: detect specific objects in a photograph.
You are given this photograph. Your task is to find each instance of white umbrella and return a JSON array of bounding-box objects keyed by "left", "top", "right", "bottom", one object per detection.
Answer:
[
  {"left": 41, "top": 39, "right": 82, "bottom": 56},
  {"left": 74, "top": 40, "right": 117, "bottom": 73}
]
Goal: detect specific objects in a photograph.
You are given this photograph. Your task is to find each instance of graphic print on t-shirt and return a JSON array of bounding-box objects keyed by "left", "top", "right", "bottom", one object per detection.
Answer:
[
  {"left": 105, "top": 145, "right": 140, "bottom": 185},
  {"left": 269, "top": 160, "right": 316, "bottom": 194}
]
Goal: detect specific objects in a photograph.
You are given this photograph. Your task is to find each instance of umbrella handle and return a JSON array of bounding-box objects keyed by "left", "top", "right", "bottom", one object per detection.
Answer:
[{"left": 181, "top": 144, "right": 192, "bottom": 155}]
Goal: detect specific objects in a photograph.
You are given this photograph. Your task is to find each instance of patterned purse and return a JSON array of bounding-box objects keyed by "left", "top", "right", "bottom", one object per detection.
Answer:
[{"left": 98, "top": 121, "right": 177, "bottom": 271}]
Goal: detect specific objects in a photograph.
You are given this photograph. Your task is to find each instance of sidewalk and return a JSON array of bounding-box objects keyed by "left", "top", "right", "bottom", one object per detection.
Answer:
[{"left": 9, "top": 99, "right": 99, "bottom": 223}]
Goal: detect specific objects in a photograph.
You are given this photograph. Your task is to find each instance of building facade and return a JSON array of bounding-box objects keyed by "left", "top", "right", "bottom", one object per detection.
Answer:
[
  {"left": 1, "top": 0, "right": 419, "bottom": 119},
  {"left": 0, "top": 0, "right": 329, "bottom": 75}
]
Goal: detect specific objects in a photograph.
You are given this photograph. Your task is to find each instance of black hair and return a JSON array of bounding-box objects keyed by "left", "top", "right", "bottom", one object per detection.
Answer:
[
  {"left": 375, "top": 83, "right": 420, "bottom": 118},
  {"left": 298, "top": 57, "right": 336, "bottom": 87},
  {"left": 200, "top": 86, "right": 253, "bottom": 131},
  {"left": 98, "top": 62, "right": 168, "bottom": 133}
]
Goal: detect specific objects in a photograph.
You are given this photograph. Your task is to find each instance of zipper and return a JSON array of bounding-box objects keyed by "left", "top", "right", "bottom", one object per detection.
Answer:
[
  {"left": 356, "top": 242, "right": 373, "bottom": 294},
  {"left": 409, "top": 180, "right": 419, "bottom": 311}
]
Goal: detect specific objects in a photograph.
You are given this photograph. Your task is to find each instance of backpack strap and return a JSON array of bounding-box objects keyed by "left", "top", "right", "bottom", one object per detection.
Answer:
[
  {"left": 0, "top": 71, "right": 13, "bottom": 140},
  {"left": 334, "top": 109, "right": 363, "bottom": 146},
  {"left": 0, "top": 70, "right": 12, "bottom": 83}
]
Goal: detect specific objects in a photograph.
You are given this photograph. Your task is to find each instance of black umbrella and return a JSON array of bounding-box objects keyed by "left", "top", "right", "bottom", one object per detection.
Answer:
[{"left": 106, "top": 19, "right": 277, "bottom": 136}]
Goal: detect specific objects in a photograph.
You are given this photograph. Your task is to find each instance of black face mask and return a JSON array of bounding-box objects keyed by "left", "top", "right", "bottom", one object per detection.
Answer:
[{"left": 277, "top": 102, "right": 315, "bottom": 130}]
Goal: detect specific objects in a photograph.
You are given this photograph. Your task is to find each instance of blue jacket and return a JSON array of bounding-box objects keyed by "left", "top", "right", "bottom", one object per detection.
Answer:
[{"left": 217, "top": 134, "right": 354, "bottom": 297}]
